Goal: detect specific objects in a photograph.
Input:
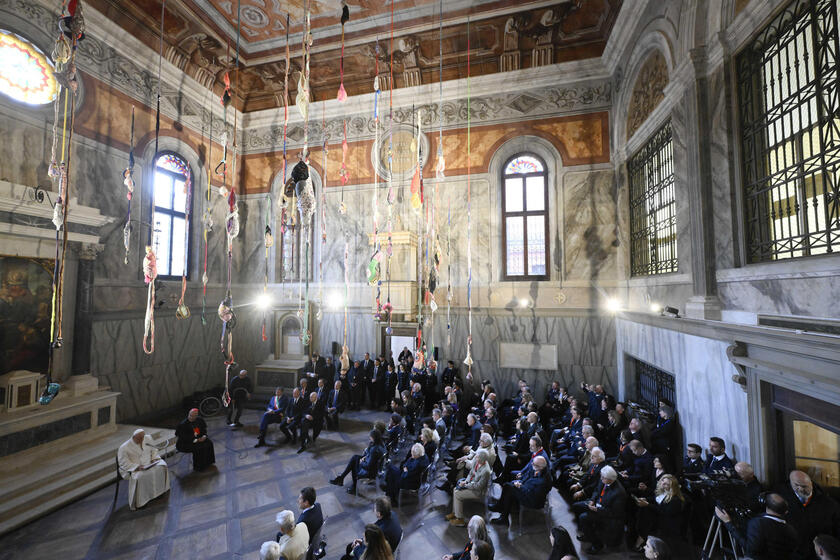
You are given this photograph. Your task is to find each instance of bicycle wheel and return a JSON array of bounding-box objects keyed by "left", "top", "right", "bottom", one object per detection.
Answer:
[{"left": 199, "top": 395, "right": 223, "bottom": 417}]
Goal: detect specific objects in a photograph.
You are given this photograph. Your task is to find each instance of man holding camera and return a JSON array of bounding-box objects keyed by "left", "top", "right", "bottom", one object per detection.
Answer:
[{"left": 716, "top": 492, "right": 797, "bottom": 560}]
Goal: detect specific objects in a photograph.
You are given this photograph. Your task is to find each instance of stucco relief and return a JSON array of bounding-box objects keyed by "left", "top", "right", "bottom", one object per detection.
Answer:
[{"left": 626, "top": 50, "right": 669, "bottom": 141}]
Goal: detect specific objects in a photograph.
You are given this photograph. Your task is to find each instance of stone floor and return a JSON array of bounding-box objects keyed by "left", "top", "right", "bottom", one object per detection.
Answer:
[{"left": 0, "top": 408, "right": 644, "bottom": 560}]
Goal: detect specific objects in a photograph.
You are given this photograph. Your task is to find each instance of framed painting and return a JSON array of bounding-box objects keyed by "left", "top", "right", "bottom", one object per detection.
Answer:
[{"left": 0, "top": 256, "right": 54, "bottom": 375}]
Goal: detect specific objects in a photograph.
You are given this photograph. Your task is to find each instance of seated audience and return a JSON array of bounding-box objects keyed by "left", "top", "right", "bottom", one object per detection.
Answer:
[
  {"left": 470, "top": 540, "right": 494, "bottom": 560},
  {"left": 343, "top": 524, "right": 394, "bottom": 560},
  {"left": 567, "top": 447, "right": 606, "bottom": 499},
  {"left": 326, "top": 380, "right": 349, "bottom": 430},
  {"left": 442, "top": 516, "right": 494, "bottom": 560},
  {"left": 117, "top": 428, "right": 170, "bottom": 510},
  {"left": 446, "top": 448, "right": 492, "bottom": 526},
  {"left": 297, "top": 486, "right": 323, "bottom": 544},
  {"left": 682, "top": 443, "right": 704, "bottom": 475},
  {"left": 275, "top": 509, "right": 310, "bottom": 560},
  {"left": 175, "top": 408, "right": 215, "bottom": 471},
  {"left": 385, "top": 442, "right": 430, "bottom": 502},
  {"left": 489, "top": 455, "right": 551, "bottom": 526},
  {"left": 260, "top": 541, "right": 282, "bottom": 560},
  {"left": 572, "top": 465, "right": 626, "bottom": 554},
  {"left": 298, "top": 391, "right": 326, "bottom": 453},
  {"left": 716, "top": 492, "right": 797, "bottom": 560},
  {"left": 440, "top": 433, "right": 495, "bottom": 492},
  {"left": 330, "top": 430, "right": 387, "bottom": 494},
  {"left": 632, "top": 474, "right": 686, "bottom": 552},
  {"left": 256, "top": 388, "right": 291, "bottom": 447}
]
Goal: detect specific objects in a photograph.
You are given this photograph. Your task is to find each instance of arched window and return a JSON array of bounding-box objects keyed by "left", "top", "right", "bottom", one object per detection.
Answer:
[
  {"left": 502, "top": 154, "right": 549, "bottom": 280},
  {"left": 0, "top": 30, "right": 57, "bottom": 105},
  {"left": 152, "top": 153, "right": 191, "bottom": 278}
]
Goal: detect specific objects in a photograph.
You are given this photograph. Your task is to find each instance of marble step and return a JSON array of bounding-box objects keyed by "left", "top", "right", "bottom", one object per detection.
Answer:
[
  {"left": 0, "top": 425, "right": 175, "bottom": 536},
  {"left": 0, "top": 426, "right": 170, "bottom": 502}
]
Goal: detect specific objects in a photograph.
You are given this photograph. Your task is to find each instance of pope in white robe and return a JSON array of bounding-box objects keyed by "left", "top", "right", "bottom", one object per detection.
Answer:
[{"left": 117, "top": 428, "right": 170, "bottom": 510}]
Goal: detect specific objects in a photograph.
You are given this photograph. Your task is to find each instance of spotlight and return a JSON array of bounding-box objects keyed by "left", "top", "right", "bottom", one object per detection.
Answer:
[
  {"left": 649, "top": 302, "right": 662, "bottom": 314},
  {"left": 327, "top": 291, "right": 344, "bottom": 310},
  {"left": 518, "top": 298, "right": 530, "bottom": 308},
  {"left": 606, "top": 298, "right": 621, "bottom": 313},
  {"left": 256, "top": 293, "right": 273, "bottom": 310},
  {"left": 662, "top": 306, "right": 680, "bottom": 318}
]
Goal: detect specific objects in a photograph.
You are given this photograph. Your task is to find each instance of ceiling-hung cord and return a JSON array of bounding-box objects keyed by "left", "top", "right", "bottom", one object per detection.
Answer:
[{"left": 464, "top": 17, "right": 473, "bottom": 375}]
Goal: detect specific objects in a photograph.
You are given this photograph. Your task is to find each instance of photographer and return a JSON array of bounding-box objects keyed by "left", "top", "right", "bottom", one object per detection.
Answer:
[{"left": 715, "top": 492, "right": 797, "bottom": 560}]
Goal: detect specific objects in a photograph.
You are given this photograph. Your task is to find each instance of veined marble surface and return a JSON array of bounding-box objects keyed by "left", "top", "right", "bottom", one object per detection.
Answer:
[{"left": 616, "top": 317, "right": 750, "bottom": 462}]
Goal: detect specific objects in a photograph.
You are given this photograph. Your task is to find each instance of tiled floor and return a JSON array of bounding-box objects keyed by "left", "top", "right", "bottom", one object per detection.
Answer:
[{"left": 0, "top": 409, "right": 649, "bottom": 560}]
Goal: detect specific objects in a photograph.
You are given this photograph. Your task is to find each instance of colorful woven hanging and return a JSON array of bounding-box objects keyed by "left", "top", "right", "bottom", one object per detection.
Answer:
[
  {"left": 464, "top": 19, "right": 474, "bottom": 373},
  {"left": 122, "top": 107, "right": 135, "bottom": 265},
  {"left": 337, "top": 1, "right": 349, "bottom": 102}
]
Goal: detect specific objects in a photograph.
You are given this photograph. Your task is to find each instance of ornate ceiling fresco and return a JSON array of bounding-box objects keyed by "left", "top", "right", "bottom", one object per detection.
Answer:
[{"left": 90, "top": 0, "right": 621, "bottom": 112}]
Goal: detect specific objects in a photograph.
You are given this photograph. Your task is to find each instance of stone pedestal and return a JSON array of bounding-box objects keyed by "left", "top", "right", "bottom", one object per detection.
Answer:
[
  {"left": 254, "top": 356, "right": 305, "bottom": 393},
  {"left": 685, "top": 295, "right": 723, "bottom": 321}
]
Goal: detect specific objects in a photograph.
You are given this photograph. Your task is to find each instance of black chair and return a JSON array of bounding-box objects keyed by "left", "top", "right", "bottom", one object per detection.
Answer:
[{"left": 305, "top": 515, "right": 326, "bottom": 560}]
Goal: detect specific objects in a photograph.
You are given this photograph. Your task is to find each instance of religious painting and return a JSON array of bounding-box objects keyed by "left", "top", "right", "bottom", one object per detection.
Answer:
[{"left": 0, "top": 256, "right": 53, "bottom": 375}]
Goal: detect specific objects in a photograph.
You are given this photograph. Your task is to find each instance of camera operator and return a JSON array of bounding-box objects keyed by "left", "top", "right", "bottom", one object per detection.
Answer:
[
  {"left": 734, "top": 462, "right": 763, "bottom": 512},
  {"left": 715, "top": 492, "right": 797, "bottom": 560}
]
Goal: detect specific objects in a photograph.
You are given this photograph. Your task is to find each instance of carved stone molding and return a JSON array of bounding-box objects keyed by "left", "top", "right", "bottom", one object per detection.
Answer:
[
  {"left": 626, "top": 50, "right": 669, "bottom": 140},
  {"left": 76, "top": 243, "right": 105, "bottom": 261},
  {"left": 242, "top": 81, "right": 611, "bottom": 153}
]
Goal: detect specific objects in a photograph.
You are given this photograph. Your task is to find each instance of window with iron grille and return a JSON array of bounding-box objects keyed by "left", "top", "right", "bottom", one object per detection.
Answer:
[
  {"left": 634, "top": 358, "right": 676, "bottom": 411},
  {"left": 736, "top": 0, "right": 840, "bottom": 262},
  {"left": 628, "top": 121, "right": 678, "bottom": 276}
]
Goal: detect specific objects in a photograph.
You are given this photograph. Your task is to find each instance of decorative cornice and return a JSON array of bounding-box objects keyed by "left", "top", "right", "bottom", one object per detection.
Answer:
[{"left": 242, "top": 81, "right": 612, "bottom": 154}]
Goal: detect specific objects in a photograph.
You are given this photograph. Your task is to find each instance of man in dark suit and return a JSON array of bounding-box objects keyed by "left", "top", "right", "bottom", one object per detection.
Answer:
[
  {"left": 283, "top": 388, "right": 308, "bottom": 444},
  {"left": 255, "top": 387, "right": 291, "bottom": 448},
  {"left": 226, "top": 368, "right": 253, "bottom": 427},
  {"left": 620, "top": 440, "right": 654, "bottom": 490},
  {"left": 314, "top": 378, "right": 328, "bottom": 405},
  {"left": 349, "top": 360, "right": 365, "bottom": 410},
  {"left": 573, "top": 465, "right": 627, "bottom": 554},
  {"left": 368, "top": 358, "right": 384, "bottom": 410},
  {"left": 383, "top": 363, "right": 398, "bottom": 410},
  {"left": 704, "top": 436, "right": 735, "bottom": 474},
  {"left": 489, "top": 455, "right": 551, "bottom": 525},
  {"left": 326, "top": 380, "right": 348, "bottom": 430},
  {"left": 296, "top": 486, "right": 324, "bottom": 544},
  {"left": 651, "top": 404, "right": 677, "bottom": 455},
  {"left": 299, "top": 378, "right": 313, "bottom": 400},
  {"left": 717, "top": 492, "right": 798, "bottom": 560},
  {"left": 683, "top": 443, "right": 704, "bottom": 475},
  {"left": 776, "top": 470, "right": 840, "bottom": 560},
  {"left": 441, "top": 361, "right": 457, "bottom": 387},
  {"left": 298, "top": 391, "right": 326, "bottom": 453}
]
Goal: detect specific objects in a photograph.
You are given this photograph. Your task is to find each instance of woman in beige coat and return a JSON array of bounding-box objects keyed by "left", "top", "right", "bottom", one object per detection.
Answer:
[{"left": 446, "top": 449, "right": 492, "bottom": 526}]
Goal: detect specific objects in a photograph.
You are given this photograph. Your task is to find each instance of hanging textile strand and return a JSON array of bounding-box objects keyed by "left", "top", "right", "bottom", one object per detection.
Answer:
[
  {"left": 201, "top": 105, "right": 213, "bottom": 325},
  {"left": 176, "top": 164, "right": 192, "bottom": 320},
  {"left": 318, "top": 101, "right": 328, "bottom": 320},
  {"left": 297, "top": 1, "right": 315, "bottom": 347},
  {"left": 142, "top": 0, "right": 165, "bottom": 355},
  {"left": 280, "top": 12, "right": 290, "bottom": 295},
  {"left": 44, "top": 0, "right": 85, "bottom": 405},
  {"left": 337, "top": 1, "right": 349, "bottom": 102},
  {"left": 383, "top": 5, "right": 395, "bottom": 336},
  {"left": 122, "top": 107, "right": 135, "bottom": 265},
  {"left": 464, "top": 19, "right": 474, "bottom": 375}
]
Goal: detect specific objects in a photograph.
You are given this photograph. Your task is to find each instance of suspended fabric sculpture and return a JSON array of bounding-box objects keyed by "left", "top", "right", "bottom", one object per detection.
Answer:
[
  {"left": 200, "top": 112, "right": 213, "bottom": 325},
  {"left": 413, "top": 108, "right": 425, "bottom": 356},
  {"left": 176, "top": 158, "right": 192, "bottom": 320},
  {"left": 279, "top": 13, "right": 291, "bottom": 296},
  {"left": 368, "top": 38, "right": 382, "bottom": 314},
  {"left": 122, "top": 107, "right": 135, "bottom": 265},
  {"left": 337, "top": 1, "right": 349, "bottom": 102},
  {"left": 142, "top": 0, "right": 166, "bottom": 355},
  {"left": 383, "top": 7, "right": 395, "bottom": 336},
  {"left": 437, "top": 0, "right": 451, "bottom": 348},
  {"left": 43, "top": 0, "right": 85, "bottom": 404},
  {"left": 464, "top": 20, "right": 474, "bottom": 374},
  {"left": 318, "top": 102, "right": 328, "bottom": 320}
]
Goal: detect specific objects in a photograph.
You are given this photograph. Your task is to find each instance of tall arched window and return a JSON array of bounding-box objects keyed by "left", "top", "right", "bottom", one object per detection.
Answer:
[
  {"left": 502, "top": 154, "right": 549, "bottom": 280},
  {"left": 152, "top": 153, "right": 191, "bottom": 278}
]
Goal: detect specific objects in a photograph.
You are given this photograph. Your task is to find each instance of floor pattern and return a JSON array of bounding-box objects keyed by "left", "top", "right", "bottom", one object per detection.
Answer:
[{"left": 0, "top": 409, "right": 638, "bottom": 560}]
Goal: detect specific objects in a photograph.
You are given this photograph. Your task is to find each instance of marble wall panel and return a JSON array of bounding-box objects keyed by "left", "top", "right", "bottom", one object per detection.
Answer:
[
  {"left": 708, "top": 67, "right": 736, "bottom": 271},
  {"left": 719, "top": 276, "right": 840, "bottom": 319},
  {"left": 616, "top": 318, "right": 750, "bottom": 462},
  {"left": 563, "top": 169, "right": 618, "bottom": 281}
]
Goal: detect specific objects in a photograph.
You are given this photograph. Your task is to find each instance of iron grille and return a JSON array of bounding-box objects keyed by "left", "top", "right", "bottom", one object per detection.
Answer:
[
  {"left": 736, "top": 0, "right": 840, "bottom": 262},
  {"left": 628, "top": 121, "right": 678, "bottom": 276},
  {"left": 634, "top": 358, "right": 676, "bottom": 411}
]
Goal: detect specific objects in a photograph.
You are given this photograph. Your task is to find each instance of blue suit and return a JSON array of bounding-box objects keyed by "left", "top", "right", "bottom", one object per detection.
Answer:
[{"left": 258, "top": 394, "right": 290, "bottom": 440}]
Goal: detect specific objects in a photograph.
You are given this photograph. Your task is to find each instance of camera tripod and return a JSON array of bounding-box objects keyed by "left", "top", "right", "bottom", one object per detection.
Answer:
[{"left": 701, "top": 516, "right": 743, "bottom": 560}]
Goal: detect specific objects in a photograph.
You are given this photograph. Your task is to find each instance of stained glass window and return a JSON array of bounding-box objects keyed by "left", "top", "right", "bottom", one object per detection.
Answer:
[
  {"left": 502, "top": 153, "right": 549, "bottom": 280},
  {"left": 153, "top": 153, "right": 190, "bottom": 278},
  {"left": 0, "top": 31, "right": 57, "bottom": 105},
  {"left": 504, "top": 155, "right": 544, "bottom": 175}
]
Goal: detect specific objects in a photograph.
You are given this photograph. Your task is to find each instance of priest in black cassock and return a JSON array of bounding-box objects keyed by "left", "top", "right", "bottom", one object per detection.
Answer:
[{"left": 176, "top": 408, "right": 216, "bottom": 471}]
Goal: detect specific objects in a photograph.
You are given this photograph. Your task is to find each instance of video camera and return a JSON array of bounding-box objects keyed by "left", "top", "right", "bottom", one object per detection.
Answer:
[{"left": 685, "top": 472, "right": 754, "bottom": 526}]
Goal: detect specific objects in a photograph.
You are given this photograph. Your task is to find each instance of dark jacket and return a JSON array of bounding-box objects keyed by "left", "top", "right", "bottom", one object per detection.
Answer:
[
  {"left": 265, "top": 394, "right": 290, "bottom": 414},
  {"left": 650, "top": 418, "right": 677, "bottom": 453},
  {"left": 704, "top": 453, "right": 735, "bottom": 474},
  {"left": 377, "top": 514, "right": 403, "bottom": 553},
  {"left": 399, "top": 455, "right": 430, "bottom": 489},
  {"left": 286, "top": 396, "right": 308, "bottom": 421},
  {"left": 359, "top": 443, "right": 386, "bottom": 478},
  {"left": 228, "top": 375, "right": 253, "bottom": 400},
  {"left": 776, "top": 482, "right": 840, "bottom": 559},
  {"left": 304, "top": 399, "right": 326, "bottom": 423},
  {"left": 590, "top": 480, "right": 627, "bottom": 545},
  {"left": 647, "top": 496, "right": 686, "bottom": 537},
  {"left": 327, "top": 389, "right": 348, "bottom": 413},
  {"left": 450, "top": 539, "right": 495, "bottom": 560},
  {"left": 726, "top": 514, "right": 798, "bottom": 560},
  {"left": 515, "top": 469, "right": 551, "bottom": 509},
  {"left": 626, "top": 451, "right": 655, "bottom": 486},
  {"left": 298, "top": 503, "right": 324, "bottom": 543}
]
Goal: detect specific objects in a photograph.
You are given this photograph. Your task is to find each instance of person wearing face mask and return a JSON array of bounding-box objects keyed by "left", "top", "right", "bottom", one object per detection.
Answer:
[{"left": 776, "top": 470, "right": 840, "bottom": 560}]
